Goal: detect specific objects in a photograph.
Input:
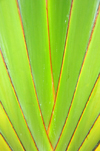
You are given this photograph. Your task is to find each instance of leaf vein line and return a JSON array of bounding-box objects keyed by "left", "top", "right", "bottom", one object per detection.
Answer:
[
  {"left": 66, "top": 74, "right": 100, "bottom": 151},
  {"left": 16, "top": 1, "right": 53, "bottom": 149},
  {"left": 54, "top": 5, "right": 100, "bottom": 150},
  {"left": 93, "top": 141, "right": 100, "bottom": 151},
  {"left": 0, "top": 133, "right": 12, "bottom": 151},
  {"left": 0, "top": 50, "right": 39, "bottom": 151},
  {"left": 78, "top": 114, "right": 100, "bottom": 151},
  {"left": 46, "top": 0, "right": 55, "bottom": 102},
  {"left": 0, "top": 101, "right": 25, "bottom": 151},
  {"left": 47, "top": 0, "right": 74, "bottom": 134}
]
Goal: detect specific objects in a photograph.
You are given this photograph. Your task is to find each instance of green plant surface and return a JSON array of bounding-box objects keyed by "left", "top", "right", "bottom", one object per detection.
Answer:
[
  {"left": 67, "top": 77, "right": 100, "bottom": 151},
  {"left": 0, "top": 102, "right": 24, "bottom": 151},
  {"left": 0, "top": 52, "right": 37, "bottom": 150},
  {"left": 48, "top": 0, "right": 100, "bottom": 147},
  {"left": 0, "top": 0, "right": 100, "bottom": 150},
  {"left": 0, "top": 134, "right": 11, "bottom": 151},
  {"left": 55, "top": 7, "right": 100, "bottom": 150},
  {"left": 0, "top": 0, "right": 52, "bottom": 150},
  {"left": 48, "top": 0, "right": 72, "bottom": 92},
  {"left": 95, "top": 143, "right": 100, "bottom": 151},
  {"left": 17, "top": 0, "right": 54, "bottom": 128},
  {"left": 79, "top": 115, "right": 100, "bottom": 151}
]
